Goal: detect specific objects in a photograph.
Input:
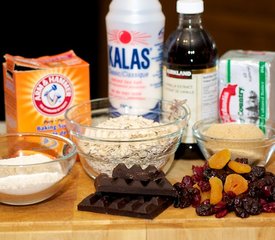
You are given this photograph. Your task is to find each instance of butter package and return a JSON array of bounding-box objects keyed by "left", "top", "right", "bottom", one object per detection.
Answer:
[
  {"left": 3, "top": 50, "right": 90, "bottom": 136},
  {"left": 218, "top": 50, "right": 275, "bottom": 124}
]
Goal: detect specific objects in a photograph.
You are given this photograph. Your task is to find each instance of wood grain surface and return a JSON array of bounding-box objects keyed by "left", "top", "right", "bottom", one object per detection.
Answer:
[{"left": 0, "top": 159, "right": 275, "bottom": 240}]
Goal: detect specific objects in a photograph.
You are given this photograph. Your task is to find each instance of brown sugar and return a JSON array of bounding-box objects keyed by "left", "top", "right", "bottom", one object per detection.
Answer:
[
  {"left": 204, "top": 123, "right": 265, "bottom": 140},
  {"left": 203, "top": 123, "right": 266, "bottom": 164}
]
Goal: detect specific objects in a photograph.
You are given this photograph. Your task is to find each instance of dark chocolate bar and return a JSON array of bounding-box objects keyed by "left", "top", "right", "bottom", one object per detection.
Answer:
[
  {"left": 112, "top": 163, "right": 165, "bottom": 181},
  {"left": 95, "top": 173, "right": 177, "bottom": 197},
  {"left": 77, "top": 192, "right": 173, "bottom": 219}
]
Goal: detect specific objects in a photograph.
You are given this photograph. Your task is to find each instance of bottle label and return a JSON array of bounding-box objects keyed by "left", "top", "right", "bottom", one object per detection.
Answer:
[
  {"left": 163, "top": 65, "right": 218, "bottom": 143},
  {"left": 107, "top": 24, "right": 164, "bottom": 116},
  {"left": 219, "top": 58, "right": 268, "bottom": 126}
]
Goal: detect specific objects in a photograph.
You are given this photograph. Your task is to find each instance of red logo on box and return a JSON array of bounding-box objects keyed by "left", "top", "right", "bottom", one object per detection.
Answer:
[{"left": 32, "top": 74, "right": 73, "bottom": 116}]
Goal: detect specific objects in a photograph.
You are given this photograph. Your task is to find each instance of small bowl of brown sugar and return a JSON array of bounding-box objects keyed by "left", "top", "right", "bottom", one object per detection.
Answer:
[{"left": 192, "top": 115, "right": 275, "bottom": 166}]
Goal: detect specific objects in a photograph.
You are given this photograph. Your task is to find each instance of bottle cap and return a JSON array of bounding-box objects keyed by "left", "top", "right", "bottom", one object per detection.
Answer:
[{"left": 177, "top": 0, "right": 204, "bottom": 14}]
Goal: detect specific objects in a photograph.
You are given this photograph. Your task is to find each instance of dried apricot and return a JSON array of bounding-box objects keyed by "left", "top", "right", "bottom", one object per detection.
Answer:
[
  {"left": 208, "top": 149, "right": 231, "bottom": 169},
  {"left": 224, "top": 174, "right": 248, "bottom": 195},
  {"left": 209, "top": 176, "right": 223, "bottom": 204},
  {"left": 228, "top": 160, "right": 252, "bottom": 174}
]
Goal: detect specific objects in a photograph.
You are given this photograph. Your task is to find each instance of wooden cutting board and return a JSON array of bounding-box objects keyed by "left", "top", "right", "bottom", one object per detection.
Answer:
[{"left": 0, "top": 159, "right": 275, "bottom": 240}]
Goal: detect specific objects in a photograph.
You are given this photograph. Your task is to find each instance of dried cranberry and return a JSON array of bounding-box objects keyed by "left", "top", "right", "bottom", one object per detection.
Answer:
[
  {"left": 263, "top": 185, "right": 272, "bottom": 197},
  {"left": 215, "top": 209, "right": 229, "bottom": 218},
  {"left": 271, "top": 185, "right": 275, "bottom": 201},
  {"left": 190, "top": 187, "right": 201, "bottom": 207},
  {"left": 213, "top": 201, "right": 227, "bottom": 213},
  {"left": 215, "top": 169, "right": 231, "bottom": 183},
  {"left": 203, "top": 168, "right": 229, "bottom": 183},
  {"left": 234, "top": 195, "right": 244, "bottom": 208},
  {"left": 242, "top": 197, "right": 262, "bottom": 215},
  {"left": 223, "top": 191, "right": 236, "bottom": 211},
  {"left": 196, "top": 202, "right": 214, "bottom": 216},
  {"left": 235, "top": 158, "right": 248, "bottom": 164},
  {"left": 244, "top": 166, "right": 265, "bottom": 181},
  {"left": 262, "top": 202, "right": 275, "bottom": 213},
  {"left": 173, "top": 182, "right": 184, "bottom": 192},
  {"left": 259, "top": 198, "right": 267, "bottom": 205},
  {"left": 203, "top": 167, "right": 216, "bottom": 180},
  {"left": 181, "top": 175, "right": 194, "bottom": 188},
  {"left": 263, "top": 175, "right": 275, "bottom": 185},
  {"left": 265, "top": 171, "right": 275, "bottom": 177},
  {"left": 192, "top": 164, "right": 207, "bottom": 182},
  {"left": 197, "top": 180, "right": 211, "bottom": 192},
  {"left": 248, "top": 182, "right": 262, "bottom": 198},
  {"left": 201, "top": 199, "right": 210, "bottom": 205},
  {"left": 173, "top": 186, "right": 192, "bottom": 208},
  {"left": 234, "top": 207, "right": 250, "bottom": 218},
  {"left": 173, "top": 184, "right": 201, "bottom": 209}
]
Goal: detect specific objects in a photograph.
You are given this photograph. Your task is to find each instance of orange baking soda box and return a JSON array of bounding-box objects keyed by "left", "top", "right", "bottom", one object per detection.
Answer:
[{"left": 2, "top": 50, "right": 90, "bottom": 137}]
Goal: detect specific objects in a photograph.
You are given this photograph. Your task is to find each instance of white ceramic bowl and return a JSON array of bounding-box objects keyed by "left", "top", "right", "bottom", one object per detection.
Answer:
[
  {"left": 0, "top": 132, "right": 77, "bottom": 205},
  {"left": 65, "top": 97, "right": 189, "bottom": 178}
]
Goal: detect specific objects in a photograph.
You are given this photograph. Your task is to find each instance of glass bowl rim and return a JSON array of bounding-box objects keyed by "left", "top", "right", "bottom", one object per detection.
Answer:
[
  {"left": 0, "top": 132, "right": 77, "bottom": 167},
  {"left": 64, "top": 97, "right": 190, "bottom": 132},
  {"left": 192, "top": 117, "right": 275, "bottom": 143}
]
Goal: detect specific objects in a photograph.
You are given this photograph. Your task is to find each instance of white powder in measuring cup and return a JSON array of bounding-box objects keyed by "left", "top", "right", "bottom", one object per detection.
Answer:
[{"left": 0, "top": 154, "right": 65, "bottom": 195}]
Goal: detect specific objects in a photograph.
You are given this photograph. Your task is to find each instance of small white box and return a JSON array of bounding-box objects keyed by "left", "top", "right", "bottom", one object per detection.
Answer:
[{"left": 218, "top": 50, "right": 275, "bottom": 124}]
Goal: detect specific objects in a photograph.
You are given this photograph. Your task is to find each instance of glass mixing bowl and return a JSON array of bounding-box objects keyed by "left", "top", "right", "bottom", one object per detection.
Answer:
[
  {"left": 0, "top": 132, "right": 77, "bottom": 205},
  {"left": 65, "top": 97, "right": 190, "bottom": 178}
]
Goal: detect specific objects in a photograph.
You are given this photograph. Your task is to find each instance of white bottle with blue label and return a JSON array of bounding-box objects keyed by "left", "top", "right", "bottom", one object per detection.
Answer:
[{"left": 106, "top": 0, "right": 165, "bottom": 117}]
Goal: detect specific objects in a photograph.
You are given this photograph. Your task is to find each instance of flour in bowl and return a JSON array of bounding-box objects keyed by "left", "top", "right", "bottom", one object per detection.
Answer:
[{"left": 0, "top": 154, "right": 66, "bottom": 195}]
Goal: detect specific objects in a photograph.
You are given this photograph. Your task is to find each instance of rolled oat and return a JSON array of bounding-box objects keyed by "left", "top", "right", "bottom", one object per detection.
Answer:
[{"left": 78, "top": 115, "right": 180, "bottom": 176}]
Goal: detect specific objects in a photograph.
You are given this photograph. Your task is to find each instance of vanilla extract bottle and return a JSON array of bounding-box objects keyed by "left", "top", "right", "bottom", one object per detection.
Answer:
[{"left": 162, "top": 0, "right": 218, "bottom": 159}]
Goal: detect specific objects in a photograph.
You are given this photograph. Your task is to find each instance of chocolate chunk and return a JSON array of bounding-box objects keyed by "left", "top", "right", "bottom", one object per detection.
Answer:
[
  {"left": 78, "top": 192, "right": 174, "bottom": 219},
  {"left": 95, "top": 173, "right": 177, "bottom": 197},
  {"left": 112, "top": 163, "right": 165, "bottom": 181},
  {"left": 78, "top": 164, "right": 176, "bottom": 219}
]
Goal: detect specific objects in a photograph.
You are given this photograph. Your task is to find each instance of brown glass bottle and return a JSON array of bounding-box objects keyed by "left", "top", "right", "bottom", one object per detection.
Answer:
[{"left": 162, "top": 0, "right": 218, "bottom": 160}]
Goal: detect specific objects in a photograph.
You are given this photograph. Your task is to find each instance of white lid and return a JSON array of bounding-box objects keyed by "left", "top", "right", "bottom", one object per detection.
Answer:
[{"left": 177, "top": 0, "right": 204, "bottom": 14}]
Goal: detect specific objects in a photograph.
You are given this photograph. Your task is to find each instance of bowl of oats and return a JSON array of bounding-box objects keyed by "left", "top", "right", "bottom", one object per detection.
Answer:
[
  {"left": 65, "top": 97, "right": 190, "bottom": 178},
  {"left": 192, "top": 115, "right": 275, "bottom": 166}
]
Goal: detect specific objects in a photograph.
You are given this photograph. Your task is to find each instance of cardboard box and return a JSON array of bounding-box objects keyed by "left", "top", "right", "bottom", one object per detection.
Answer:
[
  {"left": 219, "top": 50, "right": 275, "bottom": 124},
  {"left": 3, "top": 50, "right": 90, "bottom": 136}
]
